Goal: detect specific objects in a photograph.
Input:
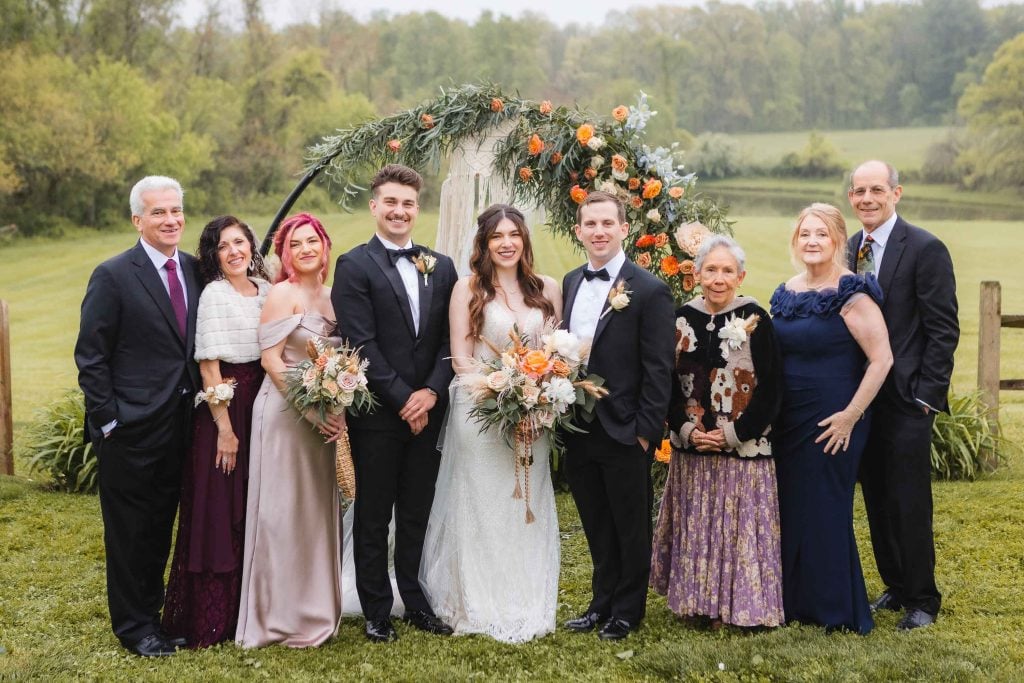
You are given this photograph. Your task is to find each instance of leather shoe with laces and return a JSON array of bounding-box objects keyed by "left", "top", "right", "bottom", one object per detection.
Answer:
[
  {"left": 869, "top": 591, "right": 903, "bottom": 613},
  {"left": 126, "top": 633, "right": 178, "bottom": 657},
  {"left": 365, "top": 618, "right": 398, "bottom": 643},
  {"left": 897, "top": 608, "right": 936, "bottom": 631},
  {"left": 564, "top": 611, "right": 606, "bottom": 632},
  {"left": 598, "top": 617, "right": 635, "bottom": 640},
  {"left": 402, "top": 610, "right": 454, "bottom": 635}
]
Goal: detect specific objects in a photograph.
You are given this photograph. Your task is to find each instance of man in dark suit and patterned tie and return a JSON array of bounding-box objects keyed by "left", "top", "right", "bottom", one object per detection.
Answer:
[
  {"left": 846, "top": 160, "right": 959, "bottom": 630},
  {"left": 75, "top": 176, "right": 202, "bottom": 656},
  {"left": 332, "top": 164, "right": 458, "bottom": 643},
  {"left": 561, "top": 191, "right": 676, "bottom": 640}
]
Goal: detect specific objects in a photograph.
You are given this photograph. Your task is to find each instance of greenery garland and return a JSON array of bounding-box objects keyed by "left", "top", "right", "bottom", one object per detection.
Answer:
[{"left": 308, "top": 83, "right": 731, "bottom": 304}]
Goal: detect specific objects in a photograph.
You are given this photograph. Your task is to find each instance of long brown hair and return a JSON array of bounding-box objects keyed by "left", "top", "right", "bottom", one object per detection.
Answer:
[{"left": 467, "top": 204, "right": 554, "bottom": 340}]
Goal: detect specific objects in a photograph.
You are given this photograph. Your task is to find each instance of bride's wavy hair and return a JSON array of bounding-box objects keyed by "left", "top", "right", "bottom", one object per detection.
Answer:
[{"left": 467, "top": 204, "right": 554, "bottom": 340}]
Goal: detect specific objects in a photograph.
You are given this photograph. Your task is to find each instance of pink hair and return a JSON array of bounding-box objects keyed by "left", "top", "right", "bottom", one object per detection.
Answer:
[{"left": 273, "top": 212, "right": 332, "bottom": 284}]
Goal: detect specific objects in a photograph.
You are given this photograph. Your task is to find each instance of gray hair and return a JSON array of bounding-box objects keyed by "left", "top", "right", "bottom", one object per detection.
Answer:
[
  {"left": 849, "top": 160, "right": 899, "bottom": 189},
  {"left": 129, "top": 176, "right": 183, "bottom": 217},
  {"left": 694, "top": 234, "right": 746, "bottom": 273}
]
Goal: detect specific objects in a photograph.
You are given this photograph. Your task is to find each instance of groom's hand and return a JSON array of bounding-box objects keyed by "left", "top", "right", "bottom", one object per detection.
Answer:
[
  {"left": 637, "top": 436, "right": 650, "bottom": 452},
  {"left": 400, "top": 388, "right": 437, "bottom": 423}
]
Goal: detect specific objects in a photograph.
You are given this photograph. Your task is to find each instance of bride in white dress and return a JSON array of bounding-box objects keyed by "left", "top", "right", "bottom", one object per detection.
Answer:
[{"left": 420, "top": 204, "right": 563, "bottom": 643}]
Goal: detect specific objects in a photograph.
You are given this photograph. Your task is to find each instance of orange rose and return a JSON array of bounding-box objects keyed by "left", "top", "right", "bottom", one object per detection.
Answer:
[
  {"left": 682, "top": 273, "right": 696, "bottom": 292},
  {"left": 611, "top": 154, "right": 628, "bottom": 174},
  {"left": 420, "top": 113, "right": 434, "bottom": 129},
  {"left": 539, "top": 100, "right": 553, "bottom": 115},
  {"left": 387, "top": 139, "right": 401, "bottom": 153},
  {"left": 628, "top": 177, "right": 641, "bottom": 191},
  {"left": 630, "top": 195, "right": 644, "bottom": 209},
  {"left": 642, "top": 178, "right": 663, "bottom": 200},
  {"left": 654, "top": 439, "right": 672, "bottom": 463},
  {"left": 520, "top": 349, "right": 551, "bottom": 377},
  {"left": 490, "top": 97, "right": 504, "bottom": 112},
  {"left": 528, "top": 133, "right": 545, "bottom": 156},
  {"left": 576, "top": 123, "right": 595, "bottom": 146},
  {"left": 612, "top": 105, "right": 629, "bottom": 123},
  {"left": 680, "top": 259, "right": 695, "bottom": 275},
  {"left": 519, "top": 167, "right": 533, "bottom": 182},
  {"left": 570, "top": 185, "right": 588, "bottom": 204},
  {"left": 551, "top": 359, "right": 571, "bottom": 377},
  {"left": 668, "top": 186, "right": 684, "bottom": 199},
  {"left": 550, "top": 151, "right": 563, "bottom": 164},
  {"left": 654, "top": 233, "right": 669, "bottom": 249},
  {"left": 584, "top": 167, "right": 597, "bottom": 180},
  {"left": 635, "top": 234, "right": 656, "bottom": 248},
  {"left": 661, "top": 255, "right": 681, "bottom": 276},
  {"left": 637, "top": 252, "right": 652, "bottom": 269}
]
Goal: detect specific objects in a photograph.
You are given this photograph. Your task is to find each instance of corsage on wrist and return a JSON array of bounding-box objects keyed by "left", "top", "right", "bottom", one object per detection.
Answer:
[{"left": 195, "top": 378, "right": 237, "bottom": 408}]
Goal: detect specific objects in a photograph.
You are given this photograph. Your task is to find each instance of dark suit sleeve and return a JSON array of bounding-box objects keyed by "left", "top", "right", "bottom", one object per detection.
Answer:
[
  {"left": 332, "top": 252, "right": 414, "bottom": 410},
  {"left": 731, "top": 314, "right": 783, "bottom": 443},
  {"left": 424, "top": 255, "right": 456, "bottom": 395},
  {"left": 75, "top": 263, "right": 121, "bottom": 431},
  {"left": 636, "top": 280, "right": 677, "bottom": 443},
  {"left": 913, "top": 238, "right": 959, "bottom": 410}
]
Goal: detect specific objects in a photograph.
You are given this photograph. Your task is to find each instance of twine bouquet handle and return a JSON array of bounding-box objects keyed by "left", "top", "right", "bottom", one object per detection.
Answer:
[{"left": 336, "top": 430, "right": 356, "bottom": 500}]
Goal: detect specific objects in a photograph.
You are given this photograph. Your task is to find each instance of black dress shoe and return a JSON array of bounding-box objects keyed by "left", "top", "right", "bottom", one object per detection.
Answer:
[
  {"left": 127, "top": 633, "right": 177, "bottom": 657},
  {"left": 897, "top": 608, "right": 936, "bottom": 631},
  {"left": 598, "top": 617, "right": 635, "bottom": 640},
  {"left": 402, "top": 610, "right": 454, "bottom": 635},
  {"left": 564, "top": 611, "right": 607, "bottom": 632},
  {"left": 158, "top": 630, "right": 187, "bottom": 648},
  {"left": 870, "top": 591, "right": 903, "bottom": 613},
  {"left": 365, "top": 618, "right": 398, "bottom": 643}
]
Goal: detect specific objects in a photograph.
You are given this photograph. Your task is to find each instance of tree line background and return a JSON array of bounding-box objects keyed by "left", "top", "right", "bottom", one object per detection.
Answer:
[{"left": 1, "top": 0, "right": 1022, "bottom": 234}]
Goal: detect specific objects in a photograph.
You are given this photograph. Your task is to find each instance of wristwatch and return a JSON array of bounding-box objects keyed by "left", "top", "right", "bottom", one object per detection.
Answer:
[{"left": 425, "top": 387, "right": 438, "bottom": 398}]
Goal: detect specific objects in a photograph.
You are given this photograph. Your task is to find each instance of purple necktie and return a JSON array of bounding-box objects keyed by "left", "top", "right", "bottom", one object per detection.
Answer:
[{"left": 164, "top": 259, "right": 187, "bottom": 337}]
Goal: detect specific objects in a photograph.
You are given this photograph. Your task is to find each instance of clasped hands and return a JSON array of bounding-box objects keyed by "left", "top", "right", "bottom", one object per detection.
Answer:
[
  {"left": 399, "top": 388, "right": 437, "bottom": 435},
  {"left": 690, "top": 427, "right": 726, "bottom": 452},
  {"left": 305, "top": 408, "right": 347, "bottom": 443}
]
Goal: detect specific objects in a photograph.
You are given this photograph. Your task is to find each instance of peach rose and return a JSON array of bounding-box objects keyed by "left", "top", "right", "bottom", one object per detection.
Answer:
[
  {"left": 682, "top": 273, "right": 696, "bottom": 292},
  {"left": 387, "top": 139, "right": 401, "bottom": 153},
  {"left": 551, "top": 359, "right": 571, "bottom": 377},
  {"left": 654, "top": 232, "right": 669, "bottom": 248},
  {"left": 490, "top": 97, "right": 504, "bottom": 112},
  {"left": 550, "top": 151, "right": 563, "bottom": 164},
  {"left": 570, "top": 185, "right": 588, "bottom": 204},
  {"left": 583, "top": 167, "right": 597, "bottom": 180},
  {"left": 636, "top": 252, "right": 652, "bottom": 269},
  {"left": 611, "top": 154, "right": 628, "bottom": 174},
  {"left": 420, "top": 113, "right": 434, "bottom": 129},
  {"left": 680, "top": 259, "right": 695, "bottom": 275},
  {"left": 576, "top": 123, "right": 595, "bottom": 146},
  {"left": 630, "top": 195, "right": 644, "bottom": 209},
  {"left": 661, "top": 255, "right": 681, "bottom": 276},
  {"left": 642, "top": 178, "right": 663, "bottom": 200},
  {"left": 668, "top": 186, "right": 684, "bottom": 199},
  {"left": 528, "top": 133, "right": 545, "bottom": 156},
  {"left": 539, "top": 100, "right": 553, "bottom": 115},
  {"left": 520, "top": 350, "right": 552, "bottom": 377},
  {"left": 519, "top": 167, "right": 533, "bottom": 182},
  {"left": 628, "top": 177, "right": 641, "bottom": 191},
  {"left": 612, "top": 105, "right": 629, "bottom": 122}
]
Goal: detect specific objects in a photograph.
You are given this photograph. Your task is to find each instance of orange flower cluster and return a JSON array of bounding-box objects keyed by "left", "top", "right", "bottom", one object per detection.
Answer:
[
  {"left": 630, "top": 196, "right": 644, "bottom": 209},
  {"left": 628, "top": 177, "right": 641, "bottom": 191},
  {"left": 550, "top": 151, "right": 563, "bottom": 165},
  {"left": 661, "top": 255, "right": 681, "bottom": 276},
  {"left": 636, "top": 234, "right": 657, "bottom": 248},
  {"left": 576, "top": 123, "right": 595, "bottom": 146},
  {"left": 551, "top": 359, "right": 571, "bottom": 377},
  {"left": 520, "top": 349, "right": 552, "bottom": 378},
  {"left": 490, "top": 98, "right": 504, "bottom": 112},
  {"left": 668, "top": 186, "right": 684, "bottom": 199},
  {"left": 420, "top": 113, "right": 434, "bottom": 129},
  {"left": 611, "top": 154, "right": 628, "bottom": 174},
  {"left": 612, "top": 105, "right": 629, "bottom": 123},
  {"left": 570, "top": 185, "right": 588, "bottom": 204},
  {"left": 387, "top": 139, "right": 401, "bottom": 153},
  {"left": 654, "top": 233, "right": 669, "bottom": 249},
  {"left": 528, "top": 133, "right": 545, "bottom": 156},
  {"left": 654, "top": 439, "right": 672, "bottom": 463},
  {"left": 519, "top": 167, "right": 533, "bottom": 182},
  {"left": 539, "top": 100, "right": 553, "bottom": 115},
  {"left": 642, "top": 178, "right": 663, "bottom": 200}
]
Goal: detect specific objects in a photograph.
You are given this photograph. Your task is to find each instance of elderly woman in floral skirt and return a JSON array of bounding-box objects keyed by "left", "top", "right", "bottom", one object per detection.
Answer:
[{"left": 650, "top": 234, "right": 784, "bottom": 628}]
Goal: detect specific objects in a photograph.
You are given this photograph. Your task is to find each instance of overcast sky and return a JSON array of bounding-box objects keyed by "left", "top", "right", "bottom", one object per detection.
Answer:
[{"left": 177, "top": 0, "right": 719, "bottom": 28}]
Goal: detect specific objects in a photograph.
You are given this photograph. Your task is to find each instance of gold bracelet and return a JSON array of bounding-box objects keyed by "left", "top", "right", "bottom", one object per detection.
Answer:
[{"left": 849, "top": 403, "right": 865, "bottom": 420}]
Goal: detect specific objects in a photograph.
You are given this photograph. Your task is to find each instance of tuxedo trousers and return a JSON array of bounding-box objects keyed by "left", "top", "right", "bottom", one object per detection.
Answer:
[
  {"left": 859, "top": 398, "right": 941, "bottom": 615},
  {"left": 349, "top": 421, "right": 443, "bottom": 621},
  {"left": 96, "top": 393, "right": 190, "bottom": 644},
  {"left": 565, "top": 419, "right": 654, "bottom": 625}
]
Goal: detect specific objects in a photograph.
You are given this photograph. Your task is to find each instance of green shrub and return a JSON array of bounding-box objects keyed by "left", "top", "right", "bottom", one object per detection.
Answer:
[
  {"left": 931, "top": 389, "right": 1013, "bottom": 481},
  {"left": 685, "top": 132, "right": 746, "bottom": 179},
  {"left": 20, "top": 389, "right": 97, "bottom": 493},
  {"left": 772, "top": 131, "right": 846, "bottom": 178}
]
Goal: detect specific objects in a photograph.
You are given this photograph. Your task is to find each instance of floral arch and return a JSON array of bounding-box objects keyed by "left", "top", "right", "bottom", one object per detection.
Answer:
[{"left": 264, "top": 83, "right": 731, "bottom": 305}]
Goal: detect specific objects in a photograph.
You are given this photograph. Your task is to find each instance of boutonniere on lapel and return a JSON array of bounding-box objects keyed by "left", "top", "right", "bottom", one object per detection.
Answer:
[
  {"left": 599, "top": 278, "right": 632, "bottom": 320},
  {"left": 411, "top": 251, "right": 437, "bottom": 286},
  {"left": 717, "top": 313, "right": 760, "bottom": 359}
]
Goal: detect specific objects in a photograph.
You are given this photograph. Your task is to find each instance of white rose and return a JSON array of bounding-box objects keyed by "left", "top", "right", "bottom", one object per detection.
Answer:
[
  {"left": 646, "top": 208, "right": 661, "bottom": 223},
  {"left": 537, "top": 410, "right": 557, "bottom": 428},
  {"left": 543, "top": 330, "right": 582, "bottom": 363},
  {"left": 339, "top": 391, "right": 355, "bottom": 407},
  {"left": 213, "top": 383, "right": 234, "bottom": 403},
  {"left": 610, "top": 292, "right": 630, "bottom": 311},
  {"left": 590, "top": 155, "right": 605, "bottom": 169},
  {"left": 542, "top": 376, "right": 577, "bottom": 408},
  {"left": 522, "top": 384, "right": 541, "bottom": 408},
  {"left": 587, "top": 136, "right": 605, "bottom": 151},
  {"left": 486, "top": 370, "right": 511, "bottom": 391},
  {"left": 501, "top": 352, "right": 517, "bottom": 369},
  {"left": 611, "top": 167, "right": 629, "bottom": 181},
  {"left": 599, "top": 179, "right": 618, "bottom": 194}
]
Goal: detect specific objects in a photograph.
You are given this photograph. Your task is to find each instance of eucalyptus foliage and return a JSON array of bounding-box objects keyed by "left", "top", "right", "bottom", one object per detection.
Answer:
[{"left": 21, "top": 390, "right": 97, "bottom": 494}]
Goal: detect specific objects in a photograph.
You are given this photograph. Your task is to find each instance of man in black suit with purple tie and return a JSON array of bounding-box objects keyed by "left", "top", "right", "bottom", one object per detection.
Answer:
[
  {"left": 846, "top": 160, "right": 959, "bottom": 630},
  {"left": 560, "top": 191, "right": 676, "bottom": 640}
]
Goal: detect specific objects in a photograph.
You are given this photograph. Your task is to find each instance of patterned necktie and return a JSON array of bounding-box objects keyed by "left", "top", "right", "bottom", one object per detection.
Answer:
[
  {"left": 165, "top": 259, "right": 187, "bottom": 337},
  {"left": 857, "top": 235, "right": 876, "bottom": 275}
]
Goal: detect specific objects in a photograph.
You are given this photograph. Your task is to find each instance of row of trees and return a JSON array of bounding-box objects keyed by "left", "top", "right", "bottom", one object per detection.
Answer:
[{"left": 1, "top": 0, "right": 1022, "bottom": 233}]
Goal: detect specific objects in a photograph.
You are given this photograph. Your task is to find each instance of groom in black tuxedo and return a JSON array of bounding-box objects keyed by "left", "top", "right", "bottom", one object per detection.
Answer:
[
  {"left": 562, "top": 191, "right": 676, "bottom": 640},
  {"left": 846, "top": 160, "right": 959, "bottom": 630},
  {"left": 75, "top": 176, "right": 201, "bottom": 656},
  {"left": 332, "top": 164, "right": 457, "bottom": 642}
]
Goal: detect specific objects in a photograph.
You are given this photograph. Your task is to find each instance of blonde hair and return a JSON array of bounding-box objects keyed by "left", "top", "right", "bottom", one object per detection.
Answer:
[{"left": 790, "top": 202, "right": 848, "bottom": 272}]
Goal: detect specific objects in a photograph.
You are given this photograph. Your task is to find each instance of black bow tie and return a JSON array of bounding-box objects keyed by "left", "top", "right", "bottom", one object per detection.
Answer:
[
  {"left": 388, "top": 247, "right": 420, "bottom": 265},
  {"left": 583, "top": 268, "right": 610, "bottom": 281}
]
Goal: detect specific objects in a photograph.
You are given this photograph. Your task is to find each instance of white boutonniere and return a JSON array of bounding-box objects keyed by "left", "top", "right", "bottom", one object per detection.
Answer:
[
  {"left": 717, "top": 313, "right": 760, "bottom": 359},
  {"left": 600, "top": 279, "right": 632, "bottom": 320},
  {"left": 194, "top": 378, "right": 237, "bottom": 408},
  {"left": 411, "top": 251, "right": 437, "bottom": 286}
]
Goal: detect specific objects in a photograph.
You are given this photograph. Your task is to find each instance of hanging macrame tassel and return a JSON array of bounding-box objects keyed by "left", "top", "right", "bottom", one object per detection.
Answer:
[
  {"left": 523, "top": 418, "right": 535, "bottom": 524},
  {"left": 512, "top": 424, "right": 524, "bottom": 500}
]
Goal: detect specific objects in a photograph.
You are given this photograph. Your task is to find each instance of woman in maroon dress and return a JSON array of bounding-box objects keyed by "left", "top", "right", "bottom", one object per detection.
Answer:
[{"left": 162, "top": 216, "right": 271, "bottom": 647}]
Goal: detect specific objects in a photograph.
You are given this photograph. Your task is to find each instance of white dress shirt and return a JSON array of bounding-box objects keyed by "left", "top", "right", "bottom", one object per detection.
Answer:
[
  {"left": 569, "top": 250, "right": 627, "bottom": 343},
  {"left": 860, "top": 212, "right": 897, "bottom": 273},
  {"left": 376, "top": 234, "right": 420, "bottom": 335}
]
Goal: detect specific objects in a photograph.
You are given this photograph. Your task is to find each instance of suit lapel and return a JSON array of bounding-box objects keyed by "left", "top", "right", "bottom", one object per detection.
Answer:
[
  {"left": 562, "top": 267, "right": 585, "bottom": 329},
  {"left": 878, "top": 218, "right": 907, "bottom": 293},
  {"left": 592, "top": 262, "right": 635, "bottom": 347},
  {"left": 416, "top": 253, "right": 433, "bottom": 341},
  {"left": 847, "top": 230, "right": 862, "bottom": 272},
  {"left": 366, "top": 238, "right": 417, "bottom": 338},
  {"left": 183, "top": 256, "right": 201, "bottom": 356},
  {"left": 131, "top": 243, "right": 184, "bottom": 345}
]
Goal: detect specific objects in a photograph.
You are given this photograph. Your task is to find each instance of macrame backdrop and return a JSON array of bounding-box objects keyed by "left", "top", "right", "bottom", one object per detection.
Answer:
[{"left": 436, "top": 120, "right": 544, "bottom": 275}]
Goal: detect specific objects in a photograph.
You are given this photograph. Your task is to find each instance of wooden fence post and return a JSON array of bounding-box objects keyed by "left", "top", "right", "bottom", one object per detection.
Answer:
[
  {"left": 977, "top": 282, "right": 1001, "bottom": 471},
  {"left": 0, "top": 299, "right": 13, "bottom": 475}
]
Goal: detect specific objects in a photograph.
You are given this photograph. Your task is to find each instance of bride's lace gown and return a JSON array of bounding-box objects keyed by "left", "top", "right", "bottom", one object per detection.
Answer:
[{"left": 420, "top": 301, "right": 560, "bottom": 643}]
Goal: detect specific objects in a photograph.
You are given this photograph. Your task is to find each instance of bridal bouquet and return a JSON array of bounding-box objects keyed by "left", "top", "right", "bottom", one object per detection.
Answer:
[
  {"left": 462, "top": 322, "right": 608, "bottom": 522},
  {"left": 283, "top": 338, "right": 378, "bottom": 500}
]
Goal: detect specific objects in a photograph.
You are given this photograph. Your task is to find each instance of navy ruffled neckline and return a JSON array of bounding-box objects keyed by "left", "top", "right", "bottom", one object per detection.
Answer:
[{"left": 770, "top": 274, "right": 882, "bottom": 319}]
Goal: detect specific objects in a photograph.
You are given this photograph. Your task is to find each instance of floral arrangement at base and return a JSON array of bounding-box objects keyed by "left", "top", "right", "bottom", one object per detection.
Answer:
[
  {"left": 283, "top": 338, "right": 378, "bottom": 500},
  {"left": 460, "top": 323, "right": 608, "bottom": 523}
]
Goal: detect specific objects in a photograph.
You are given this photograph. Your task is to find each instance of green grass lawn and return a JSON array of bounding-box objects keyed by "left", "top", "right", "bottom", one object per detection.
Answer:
[{"left": 2, "top": 210, "right": 1024, "bottom": 679}]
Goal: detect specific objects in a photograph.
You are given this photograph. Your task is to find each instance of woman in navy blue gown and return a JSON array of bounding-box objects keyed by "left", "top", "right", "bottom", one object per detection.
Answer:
[{"left": 770, "top": 203, "right": 893, "bottom": 634}]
